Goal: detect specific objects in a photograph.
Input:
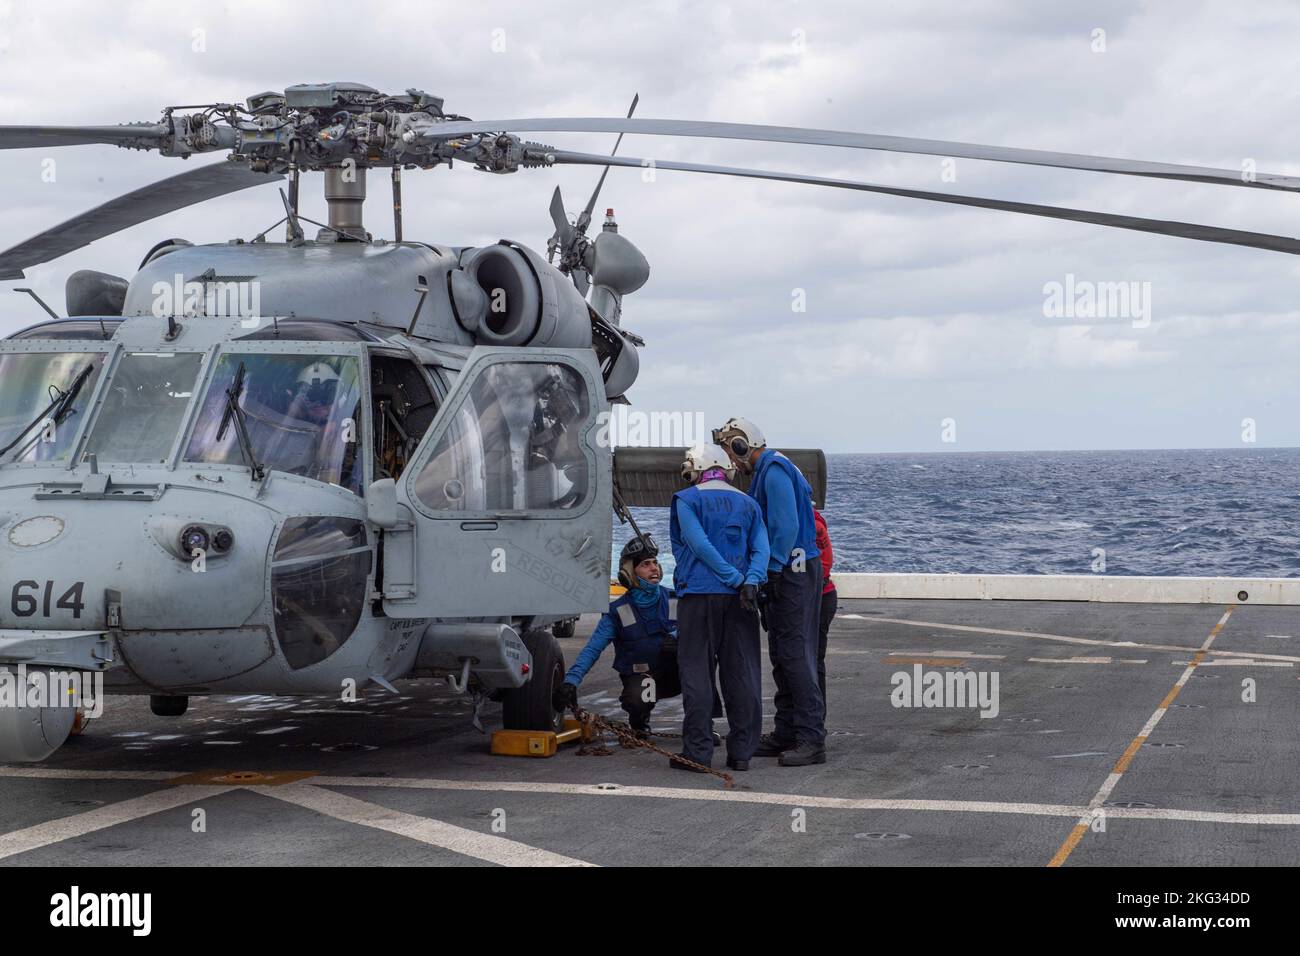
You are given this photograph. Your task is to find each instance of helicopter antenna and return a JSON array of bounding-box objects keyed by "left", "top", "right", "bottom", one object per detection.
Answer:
[
  {"left": 406, "top": 275, "right": 429, "bottom": 335},
  {"left": 13, "top": 287, "right": 58, "bottom": 319},
  {"left": 278, "top": 187, "right": 304, "bottom": 242}
]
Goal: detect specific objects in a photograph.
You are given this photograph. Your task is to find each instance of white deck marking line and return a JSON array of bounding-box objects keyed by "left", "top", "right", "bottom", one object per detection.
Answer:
[
  {"left": 0, "top": 785, "right": 234, "bottom": 861},
  {"left": 3, "top": 767, "right": 1295, "bottom": 833},
  {"left": 856, "top": 614, "right": 1299, "bottom": 663},
  {"left": 1048, "top": 752, "right": 1109, "bottom": 759},
  {"left": 1172, "top": 659, "right": 1292, "bottom": 667},
  {"left": 888, "top": 650, "right": 1007, "bottom": 659},
  {"left": 1027, "top": 656, "right": 1113, "bottom": 664},
  {"left": 1048, "top": 606, "right": 1234, "bottom": 867},
  {"left": 302, "top": 772, "right": 1300, "bottom": 825},
  {"left": 255, "top": 783, "right": 594, "bottom": 867},
  {"left": 0, "top": 767, "right": 181, "bottom": 781}
]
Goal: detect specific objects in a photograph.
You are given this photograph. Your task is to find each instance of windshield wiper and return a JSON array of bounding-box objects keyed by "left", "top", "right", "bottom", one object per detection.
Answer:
[
  {"left": 216, "top": 361, "right": 265, "bottom": 481},
  {"left": 0, "top": 363, "right": 95, "bottom": 460}
]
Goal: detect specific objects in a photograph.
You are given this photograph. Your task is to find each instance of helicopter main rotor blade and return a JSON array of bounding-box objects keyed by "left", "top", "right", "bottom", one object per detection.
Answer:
[
  {"left": 0, "top": 161, "right": 282, "bottom": 279},
  {"left": 0, "top": 124, "right": 169, "bottom": 150},
  {"left": 430, "top": 117, "right": 1300, "bottom": 193},
  {"left": 550, "top": 149, "right": 1300, "bottom": 257}
]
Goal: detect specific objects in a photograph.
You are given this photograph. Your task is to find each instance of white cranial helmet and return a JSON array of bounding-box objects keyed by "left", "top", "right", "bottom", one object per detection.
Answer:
[
  {"left": 298, "top": 362, "right": 340, "bottom": 388},
  {"left": 712, "top": 417, "right": 766, "bottom": 457},
  {"left": 681, "top": 443, "right": 736, "bottom": 483}
]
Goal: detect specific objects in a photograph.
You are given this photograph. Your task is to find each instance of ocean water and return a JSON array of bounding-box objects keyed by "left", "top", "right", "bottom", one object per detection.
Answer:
[{"left": 616, "top": 448, "right": 1300, "bottom": 579}]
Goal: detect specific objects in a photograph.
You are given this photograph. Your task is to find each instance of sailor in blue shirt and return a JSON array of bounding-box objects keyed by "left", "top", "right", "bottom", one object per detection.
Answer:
[
  {"left": 553, "top": 535, "right": 680, "bottom": 735},
  {"left": 715, "top": 417, "right": 827, "bottom": 767},
  {"left": 669, "top": 443, "right": 770, "bottom": 772}
]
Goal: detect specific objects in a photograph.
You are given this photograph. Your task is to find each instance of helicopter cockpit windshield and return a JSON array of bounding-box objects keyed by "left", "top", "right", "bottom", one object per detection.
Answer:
[
  {"left": 184, "top": 353, "right": 363, "bottom": 493},
  {"left": 0, "top": 351, "right": 108, "bottom": 464},
  {"left": 82, "top": 352, "right": 204, "bottom": 464}
]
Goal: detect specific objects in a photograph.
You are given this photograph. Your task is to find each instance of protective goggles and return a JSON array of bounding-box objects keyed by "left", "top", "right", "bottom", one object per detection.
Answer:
[{"left": 623, "top": 534, "right": 659, "bottom": 562}]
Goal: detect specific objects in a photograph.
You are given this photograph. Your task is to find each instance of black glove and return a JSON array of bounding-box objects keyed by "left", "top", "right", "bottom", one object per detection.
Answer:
[
  {"left": 553, "top": 681, "right": 578, "bottom": 713},
  {"left": 739, "top": 583, "right": 759, "bottom": 613},
  {"left": 763, "top": 570, "right": 783, "bottom": 604}
]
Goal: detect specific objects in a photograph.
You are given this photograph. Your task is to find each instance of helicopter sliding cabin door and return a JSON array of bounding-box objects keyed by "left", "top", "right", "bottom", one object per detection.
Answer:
[{"left": 382, "top": 347, "right": 611, "bottom": 619}]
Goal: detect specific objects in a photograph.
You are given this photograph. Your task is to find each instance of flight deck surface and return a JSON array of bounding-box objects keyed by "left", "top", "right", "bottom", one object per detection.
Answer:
[{"left": 2, "top": 599, "right": 1297, "bottom": 867}]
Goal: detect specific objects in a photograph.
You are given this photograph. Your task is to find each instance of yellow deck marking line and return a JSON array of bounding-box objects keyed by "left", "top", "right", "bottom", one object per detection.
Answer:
[
  {"left": 856, "top": 613, "right": 1294, "bottom": 663},
  {"left": 1046, "top": 606, "right": 1234, "bottom": 867},
  {"left": 256, "top": 783, "right": 594, "bottom": 867},
  {"left": 170, "top": 769, "right": 317, "bottom": 786},
  {"left": 0, "top": 785, "right": 235, "bottom": 861}
]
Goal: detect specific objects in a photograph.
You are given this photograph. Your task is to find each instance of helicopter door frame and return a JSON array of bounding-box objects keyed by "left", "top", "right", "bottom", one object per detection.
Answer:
[{"left": 381, "top": 346, "right": 611, "bottom": 620}]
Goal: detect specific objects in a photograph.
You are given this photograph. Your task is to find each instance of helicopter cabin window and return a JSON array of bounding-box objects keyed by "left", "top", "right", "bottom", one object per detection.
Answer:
[
  {"left": 83, "top": 352, "right": 203, "bottom": 464},
  {"left": 0, "top": 351, "right": 107, "bottom": 465},
  {"left": 412, "top": 361, "right": 589, "bottom": 513},
  {"left": 184, "top": 353, "right": 364, "bottom": 494},
  {"left": 369, "top": 355, "right": 438, "bottom": 481}
]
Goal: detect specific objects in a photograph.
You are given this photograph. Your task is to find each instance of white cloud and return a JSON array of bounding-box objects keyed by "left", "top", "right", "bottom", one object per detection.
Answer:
[{"left": 2, "top": 0, "right": 1300, "bottom": 450}]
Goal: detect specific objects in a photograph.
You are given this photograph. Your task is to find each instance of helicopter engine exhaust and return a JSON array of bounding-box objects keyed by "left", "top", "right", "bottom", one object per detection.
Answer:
[
  {"left": 0, "top": 667, "right": 78, "bottom": 762},
  {"left": 450, "top": 241, "right": 592, "bottom": 349}
]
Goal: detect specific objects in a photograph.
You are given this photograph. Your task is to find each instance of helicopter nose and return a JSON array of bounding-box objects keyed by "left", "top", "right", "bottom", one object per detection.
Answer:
[{"left": 0, "top": 494, "right": 276, "bottom": 633}]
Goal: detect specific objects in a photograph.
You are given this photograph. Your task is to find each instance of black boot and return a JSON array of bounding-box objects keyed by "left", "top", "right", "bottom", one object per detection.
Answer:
[
  {"left": 753, "top": 733, "right": 795, "bottom": 757},
  {"left": 669, "top": 753, "right": 710, "bottom": 772},
  {"left": 777, "top": 742, "right": 827, "bottom": 766}
]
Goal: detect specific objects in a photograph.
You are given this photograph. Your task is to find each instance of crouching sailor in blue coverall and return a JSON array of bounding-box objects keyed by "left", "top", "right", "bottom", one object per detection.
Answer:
[
  {"left": 553, "top": 535, "right": 682, "bottom": 736},
  {"left": 669, "top": 444, "right": 770, "bottom": 772}
]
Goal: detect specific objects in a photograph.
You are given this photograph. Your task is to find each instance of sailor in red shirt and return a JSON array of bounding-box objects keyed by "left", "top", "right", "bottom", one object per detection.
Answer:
[{"left": 813, "top": 507, "right": 836, "bottom": 701}]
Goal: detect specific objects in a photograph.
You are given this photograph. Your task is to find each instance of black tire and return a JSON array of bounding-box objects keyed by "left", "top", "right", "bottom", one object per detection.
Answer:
[
  {"left": 501, "top": 629, "right": 566, "bottom": 732},
  {"left": 150, "top": 694, "right": 188, "bottom": 717},
  {"left": 551, "top": 618, "right": 576, "bottom": 640}
]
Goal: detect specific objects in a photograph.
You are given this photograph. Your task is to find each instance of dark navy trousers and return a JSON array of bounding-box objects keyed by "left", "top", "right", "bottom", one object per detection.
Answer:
[
  {"left": 767, "top": 560, "right": 826, "bottom": 747},
  {"left": 676, "top": 592, "right": 763, "bottom": 765}
]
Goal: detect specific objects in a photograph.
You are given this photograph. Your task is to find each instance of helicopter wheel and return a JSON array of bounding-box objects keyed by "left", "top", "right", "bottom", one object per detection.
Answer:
[
  {"left": 500, "top": 628, "right": 566, "bottom": 733},
  {"left": 150, "top": 695, "right": 189, "bottom": 717},
  {"left": 551, "top": 618, "right": 576, "bottom": 640}
]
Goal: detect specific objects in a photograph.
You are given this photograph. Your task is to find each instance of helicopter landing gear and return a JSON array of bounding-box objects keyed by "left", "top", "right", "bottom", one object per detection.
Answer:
[
  {"left": 150, "top": 695, "right": 188, "bottom": 717},
  {"left": 500, "top": 628, "right": 566, "bottom": 733},
  {"left": 551, "top": 618, "right": 577, "bottom": 640}
]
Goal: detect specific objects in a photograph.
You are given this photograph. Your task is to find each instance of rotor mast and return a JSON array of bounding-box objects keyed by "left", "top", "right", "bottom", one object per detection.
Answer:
[{"left": 322, "top": 167, "right": 367, "bottom": 241}]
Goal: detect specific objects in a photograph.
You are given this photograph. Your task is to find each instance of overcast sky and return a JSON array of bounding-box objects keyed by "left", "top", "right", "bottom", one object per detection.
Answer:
[{"left": 2, "top": 0, "right": 1300, "bottom": 453}]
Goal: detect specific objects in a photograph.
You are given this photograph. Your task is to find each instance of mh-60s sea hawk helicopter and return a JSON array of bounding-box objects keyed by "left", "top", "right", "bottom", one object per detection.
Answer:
[{"left": 2, "top": 81, "right": 1298, "bottom": 764}]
